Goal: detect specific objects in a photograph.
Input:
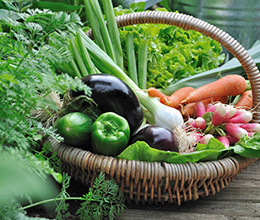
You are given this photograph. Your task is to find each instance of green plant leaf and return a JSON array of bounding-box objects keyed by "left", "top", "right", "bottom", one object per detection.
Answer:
[
  {"left": 117, "top": 141, "right": 232, "bottom": 164},
  {"left": 231, "top": 133, "right": 260, "bottom": 158}
]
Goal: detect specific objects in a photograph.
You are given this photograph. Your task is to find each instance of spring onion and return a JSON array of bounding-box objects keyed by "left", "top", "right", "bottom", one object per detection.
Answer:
[
  {"left": 86, "top": 0, "right": 116, "bottom": 62},
  {"left": 83, "top": 0, "right": 106, "bottom": 52},
  {"left": 69, "top": 36, "right": 89, "bottom": 77},
  {"left": 101, "top": 0, "right": 124, "bottom": 69},
  {"left": 75, "top": 31, "right": 97, "bottom": 75},
  {"left": 78, "top": 29, "right": 184, "bottom": 130}
]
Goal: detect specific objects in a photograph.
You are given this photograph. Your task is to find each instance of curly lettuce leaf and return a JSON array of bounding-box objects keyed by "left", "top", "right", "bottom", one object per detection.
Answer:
[{"left": 118, "top": 12, "right": 225, "bottom": 89}]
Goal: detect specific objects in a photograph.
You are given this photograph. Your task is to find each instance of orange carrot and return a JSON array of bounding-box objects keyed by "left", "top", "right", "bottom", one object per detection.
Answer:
[
  {"left": 147, "top": 87, "right": 168, "bottom": 104},
  {"left": 235, "top": 90, "right": 253, "bottom": 110},
  {"left": 182, "top": 103, "right": 197, "bottom": 118},
  {"left": 182, "top": 75, "right": 247, "bottom": 104},
  {"left": 166, "top": 87, "right": 195, "bottom": 108}
]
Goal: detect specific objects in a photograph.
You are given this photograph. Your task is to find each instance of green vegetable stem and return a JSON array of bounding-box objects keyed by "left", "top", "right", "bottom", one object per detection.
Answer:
[
  {"left": 126, "top": 32, "right": 138, "bottom": 85},
  {"left": 101, "top": 0, "right": 124, "bottom": 69},
  {"left": 84, "top": 0, "right": 117, "bottom": 63},
  {"left": 84, "top": 0, "right": 106, "bottom": 52},
  {"left": 138, "top": 39, "right": 148, "bottom": 89},
  {"left": 91, "top": 112, "right": 130, "bottom": 156}
]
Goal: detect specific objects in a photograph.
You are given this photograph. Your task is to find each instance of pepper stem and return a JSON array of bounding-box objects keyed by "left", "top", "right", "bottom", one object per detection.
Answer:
[{"left": 103, "top": 121, "right": 116, "bottom": 135}]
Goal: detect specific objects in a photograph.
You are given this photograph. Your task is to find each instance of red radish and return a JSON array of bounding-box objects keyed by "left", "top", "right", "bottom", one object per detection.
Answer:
[
  {"left": 190, "top": 131, "right": 203, "bottom": 143},
  {"left": 186, "top": 118, "right": 196, "bottom": 128},
  {"left": 185, "top": 117, "right": 206, "bottom": 131},
  {"left": 196, "top": 102, "right": 206, "bottom": 117},
  {"left": 199, "top": 134, "right": 214, "bottom": 144},
  {"left": 212, "top": 103, "right": 226, "bottom": 126},
  {"left": 226, "top": 134, "right": 239, "bottom": 145},
  {"left": 181, "top": 96, "right": 228, "bottom": 118},
  {"left": 216, "top": 136, "right": 230, "bottom": 148},
  {"left": 223, "top": 105, "right": 236, "bottom": 122},
  {"left": 240, "top": 123, "right": 260, "bottom": 132},
  {"left": 194, "top": 117, "right": 206, "bottom": 130},
  {"left": 230, "top": 110, "right": 253, "bottom": 124},
  {"left": 206, "top": 104, "right": 216, "bottom": 113},
  {"left": 206, "top": 103, "right": 213, "bottom": 111},
  {"left": 225, "top": 123, "right": 248, "bottom": 139},
  {"left": 231, "top": 109, "right": 246, "bottom": 118}
]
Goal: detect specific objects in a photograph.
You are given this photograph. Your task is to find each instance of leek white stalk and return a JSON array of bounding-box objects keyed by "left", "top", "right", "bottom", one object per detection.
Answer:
[
  {"left": 79, "top": 29, "right": 184, "bottom": 130},
  {"left": 136, "top": 91, "right": 184, "bottom": 129}
]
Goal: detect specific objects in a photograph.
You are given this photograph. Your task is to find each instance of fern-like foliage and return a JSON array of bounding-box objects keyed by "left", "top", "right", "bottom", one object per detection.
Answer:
[
  {"left": 0, "top": 6, "right": 91, "bottom": 219},
  {"left": 0, "top": 8, "right": 88, "bottom": 149},
  {"left": 76, "top": 172, "right": 126, "bottom": 220}
]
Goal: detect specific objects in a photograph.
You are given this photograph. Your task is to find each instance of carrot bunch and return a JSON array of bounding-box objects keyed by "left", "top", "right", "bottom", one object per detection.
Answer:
[
  {"left": 147, "top": 86, "right": 195, "bottom": 108},
  {"left": 148, "top": 74, "right": 253, "bottom": 118}
]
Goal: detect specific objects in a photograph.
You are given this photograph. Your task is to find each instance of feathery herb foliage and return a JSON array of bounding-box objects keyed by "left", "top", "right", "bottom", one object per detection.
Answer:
[{"left": 0, "top": 2, "right": 126, "bottom": 219}]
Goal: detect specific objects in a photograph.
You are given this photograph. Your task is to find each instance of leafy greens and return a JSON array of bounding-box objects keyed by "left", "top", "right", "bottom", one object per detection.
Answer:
[{"left": 116, "top": 6, "right": 225, "bottom": 89}]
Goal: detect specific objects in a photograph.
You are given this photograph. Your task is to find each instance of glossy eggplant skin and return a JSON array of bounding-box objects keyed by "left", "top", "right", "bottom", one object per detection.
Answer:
[
  {"left": 130, "top": 125, "right": 179, "bottom": 152},
  {"left": 71, "top": 74, "right": 143, "bottom": 134}
]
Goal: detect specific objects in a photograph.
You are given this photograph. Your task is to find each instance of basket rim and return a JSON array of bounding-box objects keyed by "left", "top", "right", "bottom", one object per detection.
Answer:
[
  {"left": 46, "top": 136, "right": 257, "bottom": 205},
  {"left": 47, "top": 136, "right": 257, "bottom": 175}
]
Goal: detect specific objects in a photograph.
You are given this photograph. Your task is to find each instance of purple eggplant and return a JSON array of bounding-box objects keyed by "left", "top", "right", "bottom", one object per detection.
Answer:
[
  {"left": 130, "top": 125, "right": 179, "bottom": 152},
  {"left": 70, "top": 74, "right": 143, "bottom": 134}
]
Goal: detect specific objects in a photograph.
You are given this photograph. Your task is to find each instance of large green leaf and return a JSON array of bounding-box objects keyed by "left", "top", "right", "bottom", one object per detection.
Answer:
[
  {"left": 117, "top": 133, "right": 260, "bottom": 164},
  {"left": 117, "top": 140, "right": 232, "bottom": 164}
]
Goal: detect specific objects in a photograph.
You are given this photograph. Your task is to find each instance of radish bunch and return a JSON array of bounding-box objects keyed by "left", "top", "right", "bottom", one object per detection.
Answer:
[{"left": 184, "top": 101, "right": 260, "bottom": 149}]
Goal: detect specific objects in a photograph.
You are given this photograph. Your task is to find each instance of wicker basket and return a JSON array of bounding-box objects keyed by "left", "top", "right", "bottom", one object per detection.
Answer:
[{"left": 46, "top": 11, "right": 260, "bottom": 205}]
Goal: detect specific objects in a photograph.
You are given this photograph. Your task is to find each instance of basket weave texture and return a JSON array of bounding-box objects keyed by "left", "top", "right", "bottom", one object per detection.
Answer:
[{"left": 46, "top": 11, "right": 260, "bottom": 205}]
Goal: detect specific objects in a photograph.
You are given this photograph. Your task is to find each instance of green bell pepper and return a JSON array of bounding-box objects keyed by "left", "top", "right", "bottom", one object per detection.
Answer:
[{"left": 91, "top": 112, "right": 130, "bottom": 156}]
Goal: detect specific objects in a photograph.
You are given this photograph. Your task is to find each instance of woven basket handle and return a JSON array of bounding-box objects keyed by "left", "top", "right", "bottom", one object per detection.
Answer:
[{"left": 115, "top": 11, "right": 260, "bottom": 122}]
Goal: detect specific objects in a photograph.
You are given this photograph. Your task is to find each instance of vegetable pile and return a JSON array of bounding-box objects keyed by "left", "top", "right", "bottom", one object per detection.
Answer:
[{"left": 49, "top": 0, "right": 260, "bottom": 165}]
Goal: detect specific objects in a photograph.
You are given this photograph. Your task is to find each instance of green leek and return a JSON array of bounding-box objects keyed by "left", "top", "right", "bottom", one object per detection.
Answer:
[
  {"left": 88, "top": 0, "right": 116, "bottom": 62},
  {"left": 69, "top": 36, "right": 88, "bottom": 77},
  {"left": 75, "top": 31, "right": 97, "bottom": 75},
  {"left": 84, "top": 0, "right": 106, "bottom": 52}
]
